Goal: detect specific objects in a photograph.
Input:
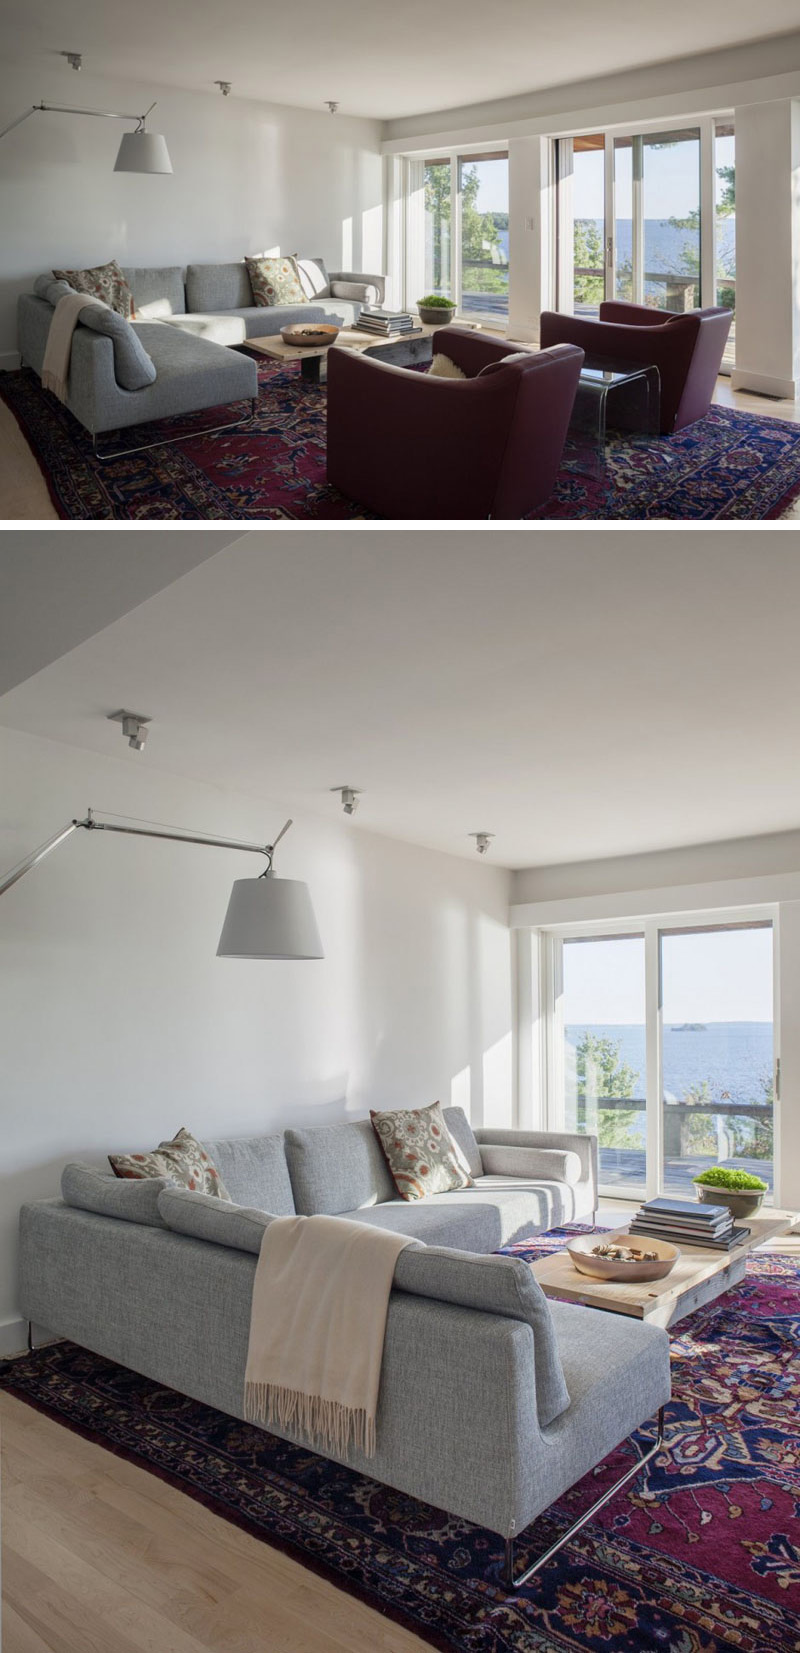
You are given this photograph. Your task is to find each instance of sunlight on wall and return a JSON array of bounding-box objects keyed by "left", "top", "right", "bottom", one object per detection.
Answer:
[
  {"left": 341, "top": 216, "right": 353, "bottom": 268},
  {"left": 450, "top": 1064, "right": 471, "bottom": 1116},
  {"left": 483, "top": 1032, "right": 513, "bottom": 1129},
  {"left": 361, "top": 203, "right": 383, "bottom": 272}
]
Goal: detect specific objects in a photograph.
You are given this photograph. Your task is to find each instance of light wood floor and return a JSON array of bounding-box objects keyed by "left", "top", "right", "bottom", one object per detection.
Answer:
[
  {"left": 4, "top": 1216, "right": 797, "bottom": 1652},
  {"left": 1, "top": 377, "right": 799, "bottom": 524}
]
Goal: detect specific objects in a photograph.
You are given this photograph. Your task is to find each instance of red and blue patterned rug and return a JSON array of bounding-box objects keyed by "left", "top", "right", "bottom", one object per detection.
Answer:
[
  {"left": 2, "top": 1235, "right": 798, "bottom": 1652},
  {"left": 2, "top": 359, "right": 800, "bottom": 520}
]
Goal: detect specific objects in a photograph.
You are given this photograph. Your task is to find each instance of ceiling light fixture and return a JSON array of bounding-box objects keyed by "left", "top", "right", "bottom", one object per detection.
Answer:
[
  {"left": 326, "top": 101, "right": 339, "bottom": 115},
  {"left": 108, "top": 708, "right": 151, "bottom": 751},
  {"left": 0, "top": 98, "right": 173, "bottom": 174},
  {"left": 215, "top": 81, "right": 232, "bottom": 96},
  {"left": 332, "top": 786, "right": 360, "bottom": 816},
  {"left": 61, "top": 52, "right": 83, "bottom": 71},
  {"left": 0, "top": 810, "right": 324, "bottom": 960},
  {"left": 470, "top": 832, "right": 494, "bottom": 855}
]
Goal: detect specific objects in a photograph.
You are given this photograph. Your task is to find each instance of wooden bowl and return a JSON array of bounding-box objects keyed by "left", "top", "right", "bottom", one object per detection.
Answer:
[
  {"left": 280, "top": 323, "right": 340, "bottom": 348},
  {"left": 566, "top": 1229, "right": 680, "bottom": 1282}
]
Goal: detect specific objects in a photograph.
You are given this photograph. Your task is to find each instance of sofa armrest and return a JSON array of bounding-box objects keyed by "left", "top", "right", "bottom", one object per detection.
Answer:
[
  {"left": 474, "top": 1129, "right": 598, "bottom": 1207},
  {"left": 329, "top": 269, "right": 386, "bottom": 305}
]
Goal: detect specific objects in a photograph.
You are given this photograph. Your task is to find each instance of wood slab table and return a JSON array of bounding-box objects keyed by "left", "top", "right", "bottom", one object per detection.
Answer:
[
  {"left": 244, "top": 323, "right": 438, "bottom": 383},
  {"left": 532, "top": 1208, "right": 799, "bottom": 1329}
]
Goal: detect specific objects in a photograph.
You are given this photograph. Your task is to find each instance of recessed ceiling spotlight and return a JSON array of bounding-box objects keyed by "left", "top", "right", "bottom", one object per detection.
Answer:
[
  {"left": 215, "top": 81, "right": 232, "bottom": 96},
  {"left": 331, "top": 786, "right": 360, "bottom": 816},
  {"left": 108, "top": 709, "right": 151, "bottom": 752},
  {"left": 61, "top": 51, "right": 83, "bottom": 70},
  {"left": 470, "top": 832, "right": 494, "bottom": 855}
]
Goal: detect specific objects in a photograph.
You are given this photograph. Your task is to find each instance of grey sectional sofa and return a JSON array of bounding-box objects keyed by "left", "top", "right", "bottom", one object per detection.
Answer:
[
  {"left": 16, "top": 258, "right": 386, "bottom": 444},
  {"left": 18, "top": 1108, "right": 670, "bottom": 1575}
]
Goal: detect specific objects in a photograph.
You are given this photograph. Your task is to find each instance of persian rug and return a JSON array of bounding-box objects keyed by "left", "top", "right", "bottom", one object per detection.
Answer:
[
  {"left": 2, "top": 1238, "right": 798, "bottom": 1652},
  {"left": 2, "top": 359, "right": 800, "bottom": 521}
]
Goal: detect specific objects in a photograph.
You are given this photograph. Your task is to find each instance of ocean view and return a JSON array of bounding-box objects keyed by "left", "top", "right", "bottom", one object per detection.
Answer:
[{"left": 566, "top": 1020, "right": 772, "bottom": 1105}]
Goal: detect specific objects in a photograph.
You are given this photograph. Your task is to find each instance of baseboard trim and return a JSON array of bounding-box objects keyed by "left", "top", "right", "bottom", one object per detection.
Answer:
[
  {"left": 0, "top": 350, "right": 21, "bottom": 373},
  {"left": 730, "top": 368, "right": 796, "bottom": 400}
]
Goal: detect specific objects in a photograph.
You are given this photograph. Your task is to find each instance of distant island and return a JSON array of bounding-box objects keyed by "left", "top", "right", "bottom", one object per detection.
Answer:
[{"left": 670, "top": 1023, "right": 708, "bottom": 1032}]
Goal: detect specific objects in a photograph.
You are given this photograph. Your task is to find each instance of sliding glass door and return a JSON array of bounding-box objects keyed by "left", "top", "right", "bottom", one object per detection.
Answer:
[
  {"left": 549, "top": 915, "right": 775, "bottom": 1199},
  {"left": 410, "top": 150, "right": 509, "bottom": 321},
  {"left": 458, "top": 152, "right": 509, "bottom": 320}
]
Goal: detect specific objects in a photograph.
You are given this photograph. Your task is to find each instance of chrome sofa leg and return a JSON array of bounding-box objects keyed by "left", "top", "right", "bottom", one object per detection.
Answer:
[
  {"left": 26, "top": 1320, "right": 36, "bottom": 1353},
  {"left": 91, "top": 399, "right": 258, "bottom": 462},
  {"left": 503, "top": 1406, "right": 665, "bottom": 1590}
]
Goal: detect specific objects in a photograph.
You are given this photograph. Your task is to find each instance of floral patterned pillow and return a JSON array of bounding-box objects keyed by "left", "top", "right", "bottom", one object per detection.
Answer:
[
  {"left": 370, "top": 1102, "right": 474, "bottom": 1201},
  {"left": 52, "top": 259, "right": 134, "bottom": 319},
  {"left": 245, "top": 255, "right": 307, "bottom": 307},
  {"left": 109, "top": 1126, "right": 230, "bottom": 1199}
]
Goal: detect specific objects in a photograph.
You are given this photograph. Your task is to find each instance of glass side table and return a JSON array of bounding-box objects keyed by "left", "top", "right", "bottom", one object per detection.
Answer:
[{"left": 568, "top": 359, "right": 661, "bottom": 480}]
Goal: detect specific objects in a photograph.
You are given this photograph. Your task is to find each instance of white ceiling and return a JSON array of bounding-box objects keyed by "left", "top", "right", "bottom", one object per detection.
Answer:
[
  {"left": 2, "top": 535, "right": 800, "bottom": 872},
  {"left": 9, "top": 0, "right": 800, "bottom": 121}
]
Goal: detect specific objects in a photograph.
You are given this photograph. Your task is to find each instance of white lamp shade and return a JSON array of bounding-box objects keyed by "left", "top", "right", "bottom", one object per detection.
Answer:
[
  {"left": 217, "top": 875, "right": 324, "bottom": 959},
  {"left": 114, "top": 130, "right": 173, "bottom": 174}
]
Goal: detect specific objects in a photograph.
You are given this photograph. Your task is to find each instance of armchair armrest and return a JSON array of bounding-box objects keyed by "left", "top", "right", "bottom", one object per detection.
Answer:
[
  {"left": 329, "top": 270, "right": 386, "bottom": 305},
  {"left": 474, "top": 1128, "right": 598, "bottom": 1207},
  {"left": 598, "top": 301, "right": 671, "bottom": 327}
]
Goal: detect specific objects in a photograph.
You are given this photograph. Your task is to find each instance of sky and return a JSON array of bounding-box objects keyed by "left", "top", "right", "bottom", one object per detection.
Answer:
[
  {"left": 562, "top": 926, "right": 773, "bottom": 1024},
  {"left": 454, "top": 132, "right": 735, "bottom": 221}
]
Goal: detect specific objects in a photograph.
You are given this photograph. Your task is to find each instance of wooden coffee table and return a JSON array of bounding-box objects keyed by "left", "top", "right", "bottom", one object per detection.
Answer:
[
  {"left": 532, "top": 1208, "right": 799, "bottom": 1329},
  {"left": 245, "top": 323, "right": 437, "bottom": 383}
]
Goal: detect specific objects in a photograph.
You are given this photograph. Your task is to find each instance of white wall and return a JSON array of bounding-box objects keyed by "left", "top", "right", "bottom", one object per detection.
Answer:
[
  {"left": 0, "top": 65, "right": 383, "bottom": 365},
  {"left": 511, "top": 828, "right": 800, "bottom": 906},
  {"left": 732, "top": 98, "right": 800, "bottom": 399},
  {"left": 0, "top": 725, "right": 512, "bottom": 1354}
]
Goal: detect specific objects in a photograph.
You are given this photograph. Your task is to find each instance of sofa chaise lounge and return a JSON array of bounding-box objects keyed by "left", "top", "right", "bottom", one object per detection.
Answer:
[
  {"left": 16, "top": 258, "right": 385, "bottom": 446},
  {"left": 18, "top": 1108, "right": 670, "bottom": 1583}
]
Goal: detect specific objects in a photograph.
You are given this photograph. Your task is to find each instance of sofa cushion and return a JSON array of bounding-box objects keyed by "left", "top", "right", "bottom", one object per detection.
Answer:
[
  {"left": 123, "top": 267, "right": 186, "bottom": 318},
  {"left": 78, "top": 305, "right": 157, "bottom": 390},
  {"left": 185, "top": 262, "right": 254, "bottom": 313},
  {"left": 285, "top": 1118, "right": 397, "bottom": 1215},
  {"left": 371, "top": 1101, "right": 474, "bottom": 1200},
  {"left": 393, "top": 1246, "right": 570, "bottom": 1426},
  {"left": 109, "top": 1126, "right": 231, "bottom": 1200},
  {"left": 34, "top": 275, "right": 74, "bottom": 306},
  {"left": 479, "top": 1145, "right": 583, "bottom": 1186},
  {"left": 350, "top": 1182, "right": 551, "bottom": 1249},
  {"left": 246, "top": 255, "right": 307, "bottom": 307},
  {"left": 157, "top": 313, "right": 247, "bottom": 346},
  {"left": 61, "top": 1162, "right": 171, "bottom": 1227},
  {"left": 441, "top": 1106, "right": 483, "bottom": 1178},
  {"left": 296, "top": 257, "right": 330, "bottom": 298},
  {"left": 53, "top": 259, "right": 134, "bottom": 319},
  {"left": 200, "top": 1132, "right": 295, "bottom": 1213},
  {"left": 158, "top": 1186, "right": 275, "bottom": 1251}
]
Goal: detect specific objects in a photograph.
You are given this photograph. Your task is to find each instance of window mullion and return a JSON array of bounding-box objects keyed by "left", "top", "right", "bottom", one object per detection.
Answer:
[{"left": 644, "top": 920, "right": 662, "bottom": 1199}]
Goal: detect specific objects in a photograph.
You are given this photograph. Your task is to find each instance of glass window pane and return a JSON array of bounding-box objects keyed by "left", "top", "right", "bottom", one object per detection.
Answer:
[
  {"left": 562, "top": 935, "right": 646, "bottom": 1193},
  {"left": 613, "top": 138, "right": 634, "bottom": 301},
  {"left": 572, "top": 134, "right": 605, "bottom": 315},
  {"left": 458, "top": 153, "right": 508, "bottom": 320},
  {"left": 642, "top": 129, "right": 700, "bottom": 312},
  {"left": 660, "top": 924, "right": 774, "bottom": 1199},
  {"left": 715, "top": 122, "right": 736, "bottom": 366},
  {"left": 423, "top": 160, "right": 452, "bottom": 299}
]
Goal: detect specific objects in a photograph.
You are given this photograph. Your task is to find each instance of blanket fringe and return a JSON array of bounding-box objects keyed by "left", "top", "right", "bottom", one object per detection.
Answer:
[{"left": 245, "top": 1381, "right": 376, "bottom": 1459}]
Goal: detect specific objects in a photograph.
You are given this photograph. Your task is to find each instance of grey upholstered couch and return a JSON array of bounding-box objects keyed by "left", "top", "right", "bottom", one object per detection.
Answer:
[
  {"left": 18, "top": 1108, "right": 670, "bottom": 1562},
  {"left": 16, "top": 258, "right": 386, "bottom": 442}
]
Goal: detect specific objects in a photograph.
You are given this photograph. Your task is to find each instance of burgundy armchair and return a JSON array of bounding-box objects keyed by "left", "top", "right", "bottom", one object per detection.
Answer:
[
  {"left": 539, "top": 303, "right": 732, "bottom": 435},
  {"left": 326, "top": 326, "right": 584, "bottom": 520}
]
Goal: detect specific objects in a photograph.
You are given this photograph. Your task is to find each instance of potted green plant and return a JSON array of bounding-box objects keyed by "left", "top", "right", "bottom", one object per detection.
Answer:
[
  {"left": 693, "top": 1166, "right": 768, "bottom": 1219},
  {"left": 417, "top": 294, "right": 458, "bottom": 326}
]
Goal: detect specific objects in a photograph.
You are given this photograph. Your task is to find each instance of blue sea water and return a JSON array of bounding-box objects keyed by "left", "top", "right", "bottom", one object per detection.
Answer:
[{"left": 565, "top": 1021, "right": 772, "bottom": 1107}]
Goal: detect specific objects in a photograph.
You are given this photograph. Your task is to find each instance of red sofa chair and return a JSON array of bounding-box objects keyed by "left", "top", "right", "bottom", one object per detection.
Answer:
[
  {"left": 539, "top": 303, "right": 732, "bottom": 435},
  {"left": 326, "top": 326, "right": 584, "bottom": 520}
]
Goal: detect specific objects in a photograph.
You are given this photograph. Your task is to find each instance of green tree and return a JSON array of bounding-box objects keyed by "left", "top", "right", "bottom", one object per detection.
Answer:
[
  {"left": 574, "top": 219, "right": 604, "bottom": 306},
  {"left": 667, "top": 163, "right": 735, "bottom": 306},
  {"left": 575, "top": 1032, "right": 642, "bottom": 1149}
]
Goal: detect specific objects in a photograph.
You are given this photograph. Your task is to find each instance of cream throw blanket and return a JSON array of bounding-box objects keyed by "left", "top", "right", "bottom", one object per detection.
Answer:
[
  {"left": 244, "top": 1214, "right": 414, "bottom": 1459},
  {"left": 42, "top": 291, "right": 105, "bottom": 402}
]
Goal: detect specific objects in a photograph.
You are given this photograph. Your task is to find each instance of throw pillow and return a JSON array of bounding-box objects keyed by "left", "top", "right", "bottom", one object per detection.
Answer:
[
  {"left": 245, "top": 255, "right": 307, "bottom": 307},
  {"left": 109, "top": 1126, "right": 231, "bottom": 1199},
  {"left": 77, "top": 303, "right": 157, "bottom": 391},
  {"left": 330, "top": 279, "right": 381, "bottom": 305},
  {"left": 477, "top": 351, "right": 534, "bottom": 377},
  {"left": 52, "top": 259, "right": 134, "bottom": 319},
  {"left": 428, "top": 353, "right": 467, "bottom": 380},
  {"left": 370, "top": 1101, "right": 474, "bottom": 1201}
]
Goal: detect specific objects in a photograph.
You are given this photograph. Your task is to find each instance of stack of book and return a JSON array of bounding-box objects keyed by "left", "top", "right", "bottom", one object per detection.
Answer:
[
  {"left": 629, "top": 1196, "right": 750, "bottom": 1251},
  {"left": 358, "top": 308, "right": 416, "bottom": 336}
]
